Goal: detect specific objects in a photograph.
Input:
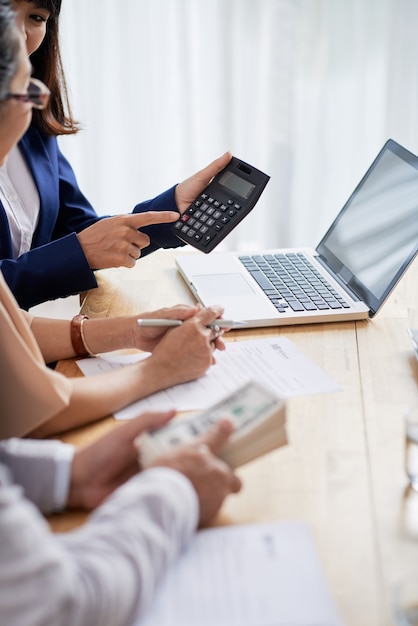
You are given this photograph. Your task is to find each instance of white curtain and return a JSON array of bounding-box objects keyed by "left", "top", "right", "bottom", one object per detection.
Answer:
[{"left": 58, "top": 0, "right": 418, "bottom": 251}]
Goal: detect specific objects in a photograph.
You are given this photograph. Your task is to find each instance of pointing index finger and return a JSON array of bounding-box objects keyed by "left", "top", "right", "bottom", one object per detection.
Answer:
[{"left": 127, "top": 211, "right": 180, "bottom": 229}]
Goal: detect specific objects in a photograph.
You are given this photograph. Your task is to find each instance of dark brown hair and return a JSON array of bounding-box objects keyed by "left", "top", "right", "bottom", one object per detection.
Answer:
[{"left": 24, "top": 0, "right": 80, "bottom": 135}]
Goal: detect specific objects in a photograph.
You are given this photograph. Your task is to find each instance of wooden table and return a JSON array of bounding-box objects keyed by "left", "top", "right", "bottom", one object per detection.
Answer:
[{"left": 51, "top": 248, "right": 418, "bottom": 626}]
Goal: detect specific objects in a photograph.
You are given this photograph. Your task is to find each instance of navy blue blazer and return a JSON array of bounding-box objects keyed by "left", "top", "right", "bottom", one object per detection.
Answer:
[{"left": 0, "top": 124, "right": 183, "bottom": 310}]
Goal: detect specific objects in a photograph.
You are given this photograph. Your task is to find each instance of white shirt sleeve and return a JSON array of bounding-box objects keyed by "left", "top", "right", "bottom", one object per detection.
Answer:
[
  {"left": 0, "top": 438, "right": 74, "bottom": 512},
  {"left": 0, "top": 463, "right": 198, "bottom": 626}
]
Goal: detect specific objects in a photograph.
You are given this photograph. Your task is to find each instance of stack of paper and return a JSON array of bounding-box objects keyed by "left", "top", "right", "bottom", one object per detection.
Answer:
[
  {"left": 135, "top": 521, "right": 343, "bottom": 626},
  {"left": 77, "top": 336, "right": 340, "bottom": 419}
]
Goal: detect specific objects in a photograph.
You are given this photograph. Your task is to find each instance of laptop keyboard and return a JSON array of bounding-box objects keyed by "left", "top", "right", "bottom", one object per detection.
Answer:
[{"left": 238, "top": 253, "right": 351, "bottom": 313}]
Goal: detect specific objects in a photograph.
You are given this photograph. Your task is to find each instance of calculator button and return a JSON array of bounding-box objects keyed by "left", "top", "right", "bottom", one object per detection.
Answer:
[
  {"left": 171, "top": 159, "right": 270, "bottom": 253},
  {"left": 202, "top": 233, "right": 217, "bottom": 247}
]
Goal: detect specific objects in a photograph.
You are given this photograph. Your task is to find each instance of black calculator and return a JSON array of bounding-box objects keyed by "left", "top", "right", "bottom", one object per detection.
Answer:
[{"left": 172, "top": 156, "right": 270, "bottom": 253}]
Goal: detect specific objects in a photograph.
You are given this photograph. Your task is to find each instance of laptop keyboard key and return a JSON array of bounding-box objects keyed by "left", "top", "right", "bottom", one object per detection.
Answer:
[
  {"left": 247, "top": 269, "right": 274, "bottom": 291},
  {"left": 240, "top": 252, "right": 351, "bottom": 314},
  {"left": 287, "top": 300, "right": 305, "bottom": 312}
]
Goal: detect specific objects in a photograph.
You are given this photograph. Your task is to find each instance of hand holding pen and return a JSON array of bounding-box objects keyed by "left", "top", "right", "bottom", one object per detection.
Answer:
[
  {"left": 132, "top": 304, "right": 231, "bottom": 355},
  {"left": 137, "top": 318, "right": 242, "bottom": 332},
  {"left": 138, "top": 304, "right": 232, "bottom": 375}
]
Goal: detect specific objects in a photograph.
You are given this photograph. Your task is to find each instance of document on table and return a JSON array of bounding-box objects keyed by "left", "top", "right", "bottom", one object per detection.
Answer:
[
  {"left": 76, "top": 336, "right": 341, "bottom": 420},
  {"left": 135, "top": 521, "right": 343, "bottom": 626}
]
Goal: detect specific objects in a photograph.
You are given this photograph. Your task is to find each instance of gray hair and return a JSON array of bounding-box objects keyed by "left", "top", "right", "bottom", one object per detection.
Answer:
[{"left": 0, "top": 0, "right": 20, "bottom": 102}]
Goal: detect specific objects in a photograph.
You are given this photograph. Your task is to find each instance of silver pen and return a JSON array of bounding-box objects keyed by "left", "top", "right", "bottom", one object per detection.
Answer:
[{"left": 136, "top": 319, "right": 244, "bottom": 330}]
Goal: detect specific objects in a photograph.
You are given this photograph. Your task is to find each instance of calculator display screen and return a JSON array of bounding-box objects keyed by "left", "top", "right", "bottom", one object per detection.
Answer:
[{"left": 219, "top": 171, "right": 256, "bottom": 199}]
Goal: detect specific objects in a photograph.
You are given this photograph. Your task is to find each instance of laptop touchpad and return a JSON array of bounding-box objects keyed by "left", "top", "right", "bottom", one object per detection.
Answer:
[{"left": 192, "top": 273, "right": 255, "bottom": 297}]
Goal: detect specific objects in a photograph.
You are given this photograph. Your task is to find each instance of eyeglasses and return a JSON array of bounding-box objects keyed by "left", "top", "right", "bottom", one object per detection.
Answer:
[{"left": 6, "top": 78, "right": 50, "bottom": 110}]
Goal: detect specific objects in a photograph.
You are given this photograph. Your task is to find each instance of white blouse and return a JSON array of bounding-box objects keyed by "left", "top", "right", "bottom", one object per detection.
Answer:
[{"left": 0, "top": 145, "right": 40, "bottom": 258}]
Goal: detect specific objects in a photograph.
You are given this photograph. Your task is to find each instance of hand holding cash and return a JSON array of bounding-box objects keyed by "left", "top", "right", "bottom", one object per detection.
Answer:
[{"left": 135, "top": 380, "right": 287, "bottom": 469}]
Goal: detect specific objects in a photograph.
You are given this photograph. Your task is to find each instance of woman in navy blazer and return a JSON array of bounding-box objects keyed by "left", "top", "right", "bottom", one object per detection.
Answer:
[{"left": 3, "top": 0, "right": 229, "bottom": 309}]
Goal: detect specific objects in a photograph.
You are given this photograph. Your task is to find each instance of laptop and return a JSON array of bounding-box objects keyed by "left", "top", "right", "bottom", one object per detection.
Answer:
[{"left": 175, "top": 139, "right": 418, "bottom": 328}]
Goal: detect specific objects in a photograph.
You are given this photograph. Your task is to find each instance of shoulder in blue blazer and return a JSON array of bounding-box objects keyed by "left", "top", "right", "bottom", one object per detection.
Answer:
[{"left": 0, "top": 124, "right": 183, "bottom": 310}]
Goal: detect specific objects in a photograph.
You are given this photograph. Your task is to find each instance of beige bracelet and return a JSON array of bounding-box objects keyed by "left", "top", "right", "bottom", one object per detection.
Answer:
[{"left": 70, "top": 314, "right": 96, "bottom": 357}]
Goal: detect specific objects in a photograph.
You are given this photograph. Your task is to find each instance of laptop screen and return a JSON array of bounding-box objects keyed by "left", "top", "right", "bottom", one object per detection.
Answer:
[{"left": 316, "top": 139, "right": 418, "bottom": 315}]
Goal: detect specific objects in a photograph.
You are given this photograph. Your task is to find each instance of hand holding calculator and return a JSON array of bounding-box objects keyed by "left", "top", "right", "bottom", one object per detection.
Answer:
[{"left": 172, "top": 157, "right": 270, "bottom": 253}]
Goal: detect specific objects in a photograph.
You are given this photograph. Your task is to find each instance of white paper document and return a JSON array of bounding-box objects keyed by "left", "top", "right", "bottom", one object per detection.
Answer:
[
  {"left": 135, "top": 521, "right": 343, "bottom": 626},
  {"left": 77, "top": 336, "right": 341, "bottom": 420}
]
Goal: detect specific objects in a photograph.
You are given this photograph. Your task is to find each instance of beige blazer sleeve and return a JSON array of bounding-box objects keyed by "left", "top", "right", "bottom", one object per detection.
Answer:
[{"left": 0, "top": 273, "right": 71, "bottom": 439}]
